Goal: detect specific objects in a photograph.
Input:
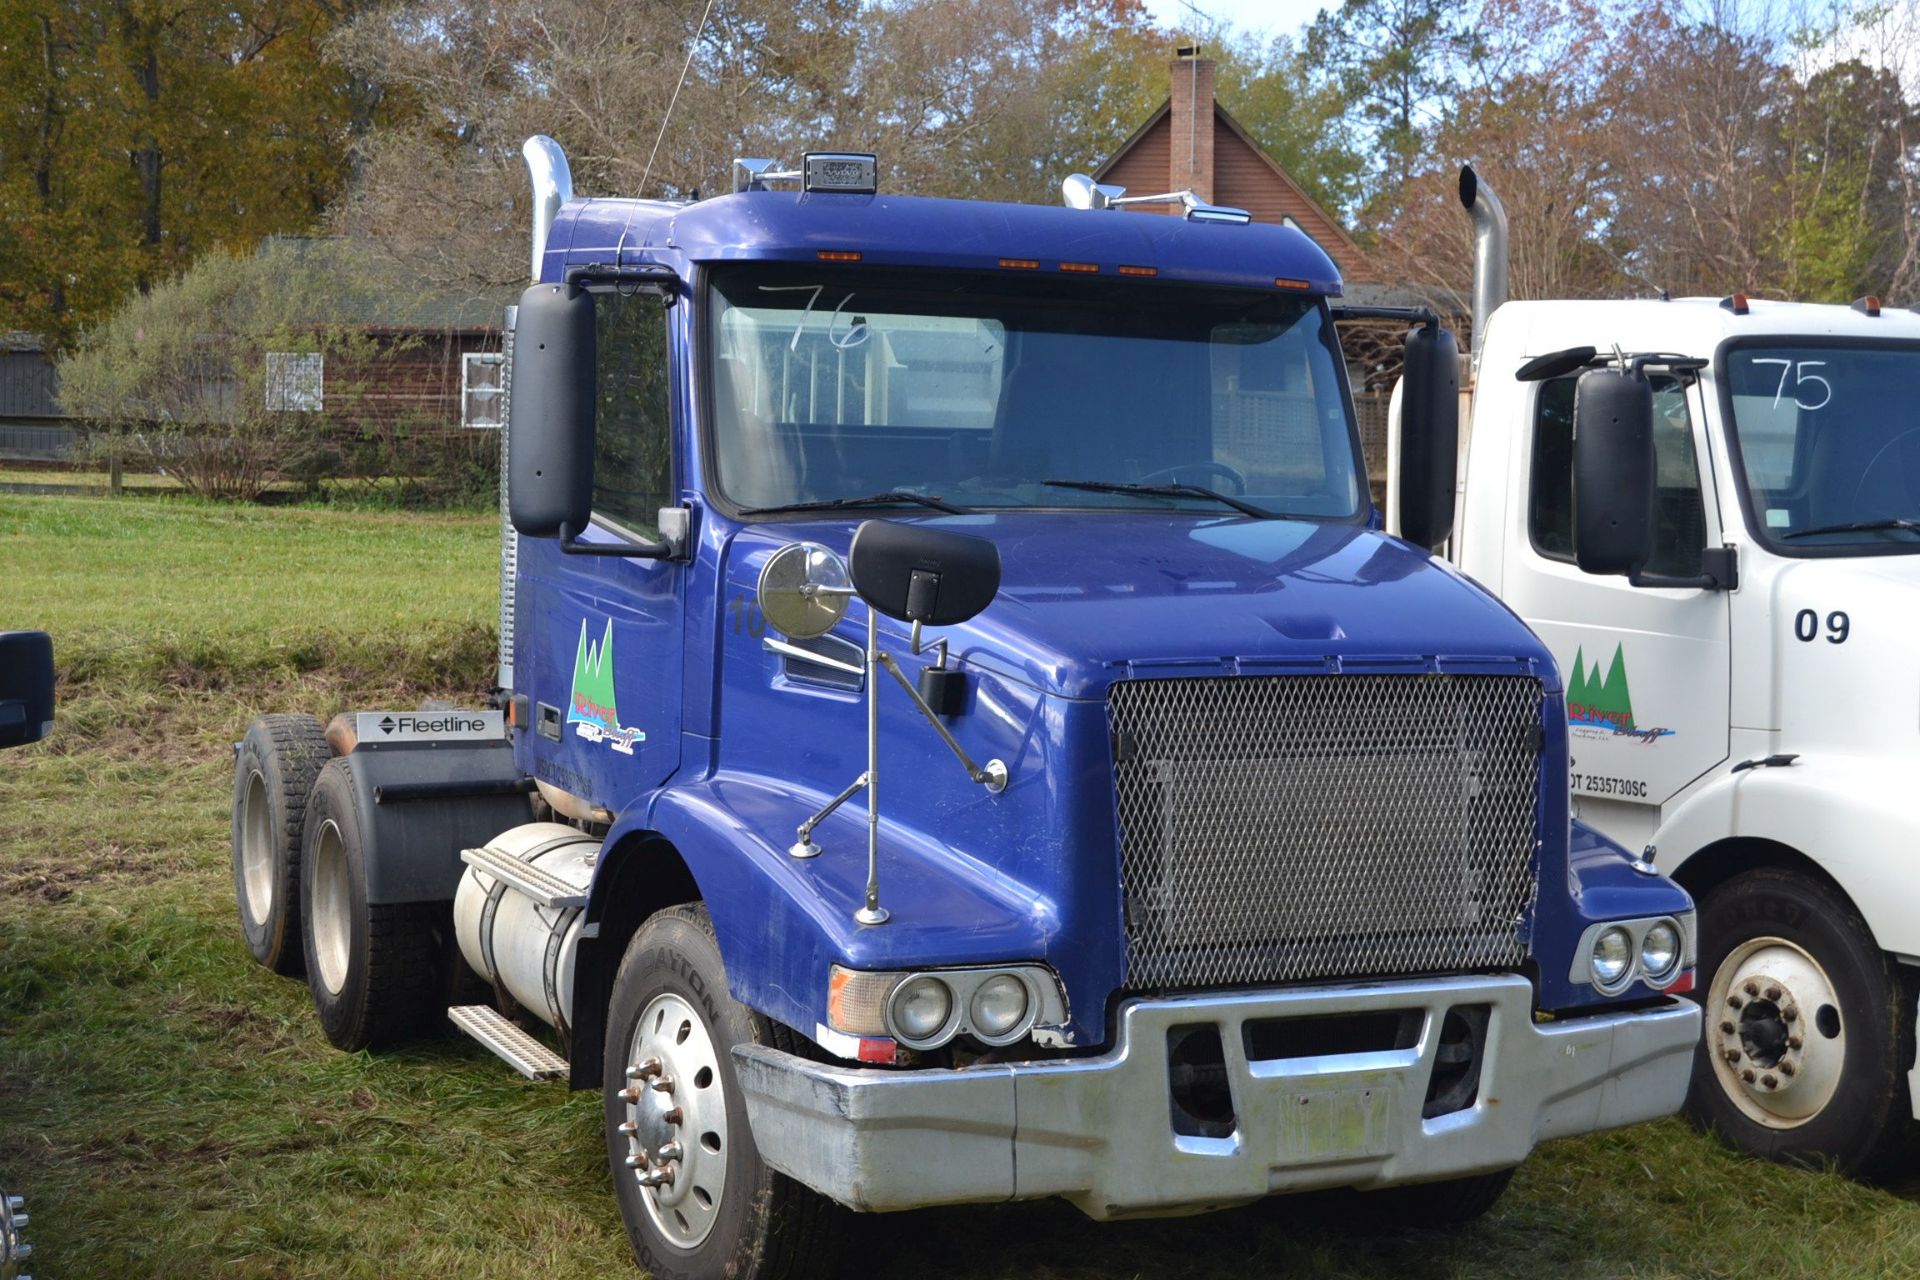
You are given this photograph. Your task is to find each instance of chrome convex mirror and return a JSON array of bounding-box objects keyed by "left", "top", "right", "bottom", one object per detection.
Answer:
[
  {"left": 757, "top": 542, "right": 851, "bottom": 640},
  {"left": 757, "top": 524, "right": 1008, "bottom": 930}
]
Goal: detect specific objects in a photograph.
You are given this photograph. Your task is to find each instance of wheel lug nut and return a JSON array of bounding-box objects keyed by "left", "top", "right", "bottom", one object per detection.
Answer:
[
  {"left": 618, "top": 1086, "right": 643, "bottom": 1103},
  {"left": 1783, "top": 1006, "right": 1798, "bottom": 1023},
  {"left": 649, "top": 1075, "right": 675, "bottom": 1093},
  {"left": 619, "top": 1120, "right": 638, "bottom": 1137},
  {"left": 627, "top": 1058, "right": 664, "bottom": 1082},
  {"left": 1780, "top": 1062, "right": 1796, "bottom": 1077},
  {"left": 1788, "top": 1035, "right": 1803, "bottom": 1050},
  {"left": 1744, "top": 980, "right": 1760, "bottom": 997},
  {"left": 624, "top": 1153, "right": 647, "bottom": 1169},
  {"left": 1761, "top": 1073, "right": 1778, "bottom": 1088},
  {"left": 1723, "top": 1049, "right": 1741, "bottom": 1065},
  {"left": 1719, "top": 1021, "right": 1735, "bottom": 1035},
  {"left": 1764, "top": 985, "right": 1781, "bottom": 1002},
  {"left": 1728, "top": 995, "right": 1744, "bottom": 1009},
  {"left": 640, "top": 1166, "right": 674, "bottom": 1188},
  {"left": 1741, "top": 1068, "right": 1757, "bottom": 1083},
  {"left": 664, "top": 1107, "right": 684, "bottom": 1125},
  {"left": 657, "top": 1141, "right": 684, "bottom": 1162}
]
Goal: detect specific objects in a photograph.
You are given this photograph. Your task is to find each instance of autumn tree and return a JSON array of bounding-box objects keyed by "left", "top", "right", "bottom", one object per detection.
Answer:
[
  {"left": 328, "top": 0, "right": 1170, "bottom": 293},
  {"left": 0, "top": 0, "right": 391, "bottom": 349},
  {"left": 1305, "top": 0, "right": 1475, "bottom": 218}
]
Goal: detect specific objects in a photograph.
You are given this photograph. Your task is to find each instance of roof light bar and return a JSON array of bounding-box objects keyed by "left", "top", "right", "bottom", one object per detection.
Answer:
[
  {"left": 733, "top": 153, "right": 879, "bottom": 195},
  {"left": 1853, "top": 294, "right": 1882, "bottom": 316},
  {"left": 1721, "top": 292, "right": 1751, "bottom": 315},
  {"left": 804, "top": 153, "right": 877, "bottom": 194}
]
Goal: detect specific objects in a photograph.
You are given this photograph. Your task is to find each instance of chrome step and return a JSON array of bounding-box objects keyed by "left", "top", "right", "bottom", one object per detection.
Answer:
[
  {"left": 461, "top": 843, "right": 588, "bottom": 909},
  {"left": 449, "top": 1005, "right": 570, "bottom": 1081}
]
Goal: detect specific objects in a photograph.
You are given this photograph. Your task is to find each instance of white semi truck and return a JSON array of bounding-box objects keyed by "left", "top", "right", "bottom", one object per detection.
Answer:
[{"left": 1384, "top": 166, "right": 1920, "bottom": 1175}]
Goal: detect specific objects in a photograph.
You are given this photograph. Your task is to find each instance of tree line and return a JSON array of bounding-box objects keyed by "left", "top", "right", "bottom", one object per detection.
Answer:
[{"left": 2, "top": 0, "right": 1916, "bottom": 352}]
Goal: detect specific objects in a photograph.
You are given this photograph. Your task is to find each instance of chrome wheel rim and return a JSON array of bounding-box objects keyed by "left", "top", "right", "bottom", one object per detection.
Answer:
[
  {"left": 310, "top": 819, "right": 353, "bottom": 996},
  {"left": 240, "top": 770, "right": 274, "bottom": 927},
  {"left": 1707, "top": 935, "right": 1846, "bottom": 1128},
  {"left": 620, "top": 991, "right": 729, "bottom": 1249}
]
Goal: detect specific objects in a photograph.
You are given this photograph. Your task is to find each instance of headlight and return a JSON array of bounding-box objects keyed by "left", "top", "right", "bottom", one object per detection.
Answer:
[
  {"left": 1591, "top": 926, "right": 1633, "bottom": 988},
  {"left": 1640, "top": 920, "right": 1682, "bottom": 984},
  {"left": 969, "top": 973, "right": 1032, "bottom": 1042},
  {"left": 887, "top": 975, "right": 955, "bottom": 1046}
]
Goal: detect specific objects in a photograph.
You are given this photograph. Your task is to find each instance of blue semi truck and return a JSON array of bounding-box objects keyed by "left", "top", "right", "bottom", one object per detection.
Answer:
[{"left": 230, "top": 138, "right": 1702, "bottom": 1279}]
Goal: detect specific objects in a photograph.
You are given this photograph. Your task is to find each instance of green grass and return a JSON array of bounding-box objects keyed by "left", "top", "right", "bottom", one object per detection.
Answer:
[{"left": 4, "top": 491, "right": 1920, "bottom": 1277}]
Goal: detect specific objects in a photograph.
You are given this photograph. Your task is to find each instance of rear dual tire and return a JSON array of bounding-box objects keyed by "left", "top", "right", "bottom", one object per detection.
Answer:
[
  {"left": 299, "top": 757, "right": 441, "bottom": 1052},
  {"left": 232, "top": 714, "right": 331, "bottom": 975}
]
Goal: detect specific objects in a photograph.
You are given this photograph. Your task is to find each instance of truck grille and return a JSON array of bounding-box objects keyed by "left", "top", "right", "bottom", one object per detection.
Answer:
[{"left": 1109, "top": 674, "right": 1542, "bottom": 990}]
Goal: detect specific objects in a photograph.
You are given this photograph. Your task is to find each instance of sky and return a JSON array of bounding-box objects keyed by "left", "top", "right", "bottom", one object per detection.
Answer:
[{"left": 1139, "top": 0, "right": 1329, "bottom": 42}]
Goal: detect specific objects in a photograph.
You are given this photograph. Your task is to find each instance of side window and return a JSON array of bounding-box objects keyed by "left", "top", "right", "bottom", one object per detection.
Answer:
[
  {"left": 1527, "top": 374, "right": 1705, "bottom": 576},
  {"left": 593, "top": 293, "right": 673, "bottom": 535}
]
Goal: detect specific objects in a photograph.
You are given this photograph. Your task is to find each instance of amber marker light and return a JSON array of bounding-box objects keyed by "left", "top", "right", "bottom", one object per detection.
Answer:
[
  {"left": 1274, "top": 277, "right": 1311, "bottom": 290},
  {"left": 1117, "top": 264, "right": 1157, "bottom": 277},
  {"left": 998, "top": 257, "right": 1041, "bottom": 270},
  {"left": 816, "top": 250, "right": 863, "bottom": 262},
  {"left": 1058, "top": 261, "right": 1100, "bottom": 274}
]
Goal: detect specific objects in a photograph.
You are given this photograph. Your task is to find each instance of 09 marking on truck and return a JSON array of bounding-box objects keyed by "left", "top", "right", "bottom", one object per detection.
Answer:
[
  {"left": 1793, "top": 609, "right": 1850, "bottom": 644},
  {"left": 567, "top": 619, "right": 646, "bottom": 755}
]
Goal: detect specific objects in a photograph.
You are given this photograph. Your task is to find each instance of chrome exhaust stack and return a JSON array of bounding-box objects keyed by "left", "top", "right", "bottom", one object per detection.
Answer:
[
  {"left": 1458, "top": 164, "right": 1507, "bottom": 372},
  {"left": 523, "top": 135, "right": 574, "bottom": 284}
]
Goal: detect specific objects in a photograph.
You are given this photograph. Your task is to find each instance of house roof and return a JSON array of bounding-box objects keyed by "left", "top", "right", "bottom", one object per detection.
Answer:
[
  {"left": 1094, "top": 98, "right": 1373, "bottom": 279},
  {"left": 256, "top": 237, "right": 509, "bottom": 333}
]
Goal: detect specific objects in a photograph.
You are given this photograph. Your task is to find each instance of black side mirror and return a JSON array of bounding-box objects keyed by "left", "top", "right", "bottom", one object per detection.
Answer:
[
  {"left": 849, "top": 521, "right": 1001, "bottom": 625},
  {"left": 1398, "top": 324, "right": 1461, "bottom": 549},
  {"left": 0, "top": 631, "right": 54, "bottom": 749},
  {"left": 509, "top": 282, "right": 596, "bottom": 539},
  {"left": 1572, "top": 368, "right": 1655, "bottom": 576}
]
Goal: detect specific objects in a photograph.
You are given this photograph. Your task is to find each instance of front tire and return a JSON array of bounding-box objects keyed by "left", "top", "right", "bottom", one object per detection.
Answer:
[
  {"left": 604, "top": 904, "right": 843, "bottom": 1280},
  {"left": 232, "top": 714, "right": 330, "bottom": 974},
  {"left": 1686, "top": 868, "right": 1916, "bottom": 1177},
  {"left": 299, "top": 757, "right": 439, "bottom": 1052}
]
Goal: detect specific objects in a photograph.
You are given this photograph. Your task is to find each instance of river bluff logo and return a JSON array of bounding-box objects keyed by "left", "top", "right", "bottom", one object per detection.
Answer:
[
  {"left": 567, "top": 619, "right": 646, "bottom": 755},
  {"left": 1567, "top": 644, "right": 1674, "bottom": 742}
]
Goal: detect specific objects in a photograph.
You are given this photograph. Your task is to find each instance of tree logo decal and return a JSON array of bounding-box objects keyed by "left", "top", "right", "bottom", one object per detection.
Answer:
[
  {"left": 1567, "top": 644, "right": 1673, "bottom": 741},
  {"left": 567, "top": 619, "right": 646, "bottom": 755}
]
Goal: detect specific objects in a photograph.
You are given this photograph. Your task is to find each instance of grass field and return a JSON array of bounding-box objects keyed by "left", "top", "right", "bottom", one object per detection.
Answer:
[{"left": 4, "top": 492, "right": 1920, "bottom": 1278}]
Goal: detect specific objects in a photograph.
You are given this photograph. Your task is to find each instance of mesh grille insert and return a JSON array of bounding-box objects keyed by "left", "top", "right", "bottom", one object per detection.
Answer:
[{"left": 1109, "top": 674, "right": 1542, "bottom": 990}]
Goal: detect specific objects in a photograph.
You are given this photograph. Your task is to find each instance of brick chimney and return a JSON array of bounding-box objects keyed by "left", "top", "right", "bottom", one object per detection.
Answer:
[{"left": 1168, "top": 46, "right": 1215, "bottom": 204}]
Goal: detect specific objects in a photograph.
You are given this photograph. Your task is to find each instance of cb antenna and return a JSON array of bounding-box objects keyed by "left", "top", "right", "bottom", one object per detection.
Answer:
[{"left": 640, "top": 0, "right": 720, "bottom": 198}]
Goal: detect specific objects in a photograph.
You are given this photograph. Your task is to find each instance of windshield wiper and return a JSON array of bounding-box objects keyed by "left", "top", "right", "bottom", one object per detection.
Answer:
[
  {"left": 1782, "top": 517, "right": 1920, "bottom": 541},
  {"left": 739, "top": 491, "right": 970, "bottom": 516},
  {"left": 1043, "top": 479, "right": 1277, "bottom": 519}
]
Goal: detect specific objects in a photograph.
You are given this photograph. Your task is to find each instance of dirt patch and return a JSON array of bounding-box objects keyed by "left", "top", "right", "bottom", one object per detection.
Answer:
[{"left": 1, "top": 842, "right": 171, "bottom": 903}]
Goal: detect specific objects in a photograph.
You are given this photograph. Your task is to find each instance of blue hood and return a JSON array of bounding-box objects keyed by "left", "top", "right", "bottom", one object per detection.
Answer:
[{"left": 732, "top": 512, "right": 1554, "bottom": 698}]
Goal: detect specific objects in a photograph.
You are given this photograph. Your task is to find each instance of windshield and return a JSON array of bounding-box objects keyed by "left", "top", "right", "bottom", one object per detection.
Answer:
[
  {"left": 1725, "top": 343, "right": 1920, "bottom": 552},
  {"left": 706, "top": 265, "right": 1362, "bottom": 519}
]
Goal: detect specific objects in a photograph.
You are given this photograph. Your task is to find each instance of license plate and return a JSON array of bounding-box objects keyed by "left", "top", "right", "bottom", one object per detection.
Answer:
[{"left": 1275, "top": 1085, "right": 1397, "bottom": 1162}]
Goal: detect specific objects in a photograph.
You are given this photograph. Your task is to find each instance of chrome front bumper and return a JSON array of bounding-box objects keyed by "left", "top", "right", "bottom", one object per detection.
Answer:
[{"left": 733, "top": 973, "right": 1699, "bottom": 1218}]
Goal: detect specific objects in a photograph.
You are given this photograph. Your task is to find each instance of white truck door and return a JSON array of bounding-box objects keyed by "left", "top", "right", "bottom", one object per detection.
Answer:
[{"left": 1501, "top": 373, "right": 1732, "bottom": 828}]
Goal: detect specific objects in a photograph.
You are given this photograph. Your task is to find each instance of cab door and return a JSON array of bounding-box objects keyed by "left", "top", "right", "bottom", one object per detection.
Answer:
[
  {"left": 513, "top": 287, "right": 685, "bottom": 813},
  {"left": 1499, "top": 373, "right": 1732, "bottom": 835}
]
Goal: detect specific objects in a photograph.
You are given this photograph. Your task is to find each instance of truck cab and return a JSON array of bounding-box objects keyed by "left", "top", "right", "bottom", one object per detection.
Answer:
[
  {"left": 1436, "top": 169, "right": 1920, "bottom": 1175},
  {"left": 232, "top": 141, "right": 1701, "bottom": 1280}
]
